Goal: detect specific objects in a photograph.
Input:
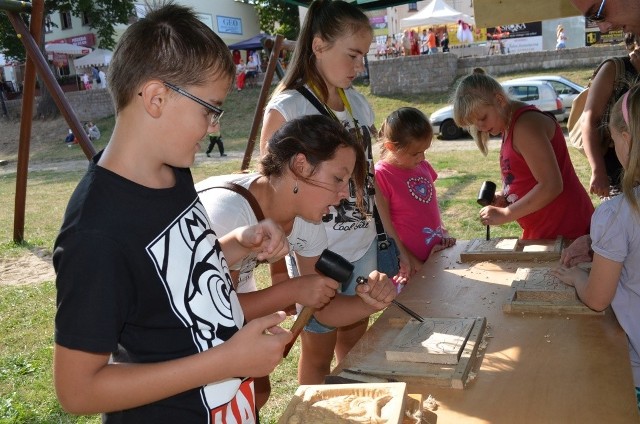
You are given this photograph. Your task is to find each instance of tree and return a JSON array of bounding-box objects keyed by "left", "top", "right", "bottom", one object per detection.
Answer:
[
  {"left": 47, "top": 0, "right": 135, "bottom": 51},
  {"left": 0, "top": 13, "right": 27, "bottom": 63},
  {"left": 0, "top": 0, "right": 135, "bottom": 118},
  {"left": 254, "top": 0, "right": 299, "bottom": 41}
]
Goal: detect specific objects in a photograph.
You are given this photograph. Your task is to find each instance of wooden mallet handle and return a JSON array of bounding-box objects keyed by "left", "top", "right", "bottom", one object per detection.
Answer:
[
  {"left": 282, "top": 249, "right": 354, "bottom": 357},
  {"left": 477, "top": 181, "right": 496, "bottom": 241}
]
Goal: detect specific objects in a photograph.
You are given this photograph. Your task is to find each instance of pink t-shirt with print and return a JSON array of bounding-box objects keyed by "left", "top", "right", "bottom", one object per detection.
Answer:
[{"left": 375, "top": 160, "right": 444, "bottom": 261}]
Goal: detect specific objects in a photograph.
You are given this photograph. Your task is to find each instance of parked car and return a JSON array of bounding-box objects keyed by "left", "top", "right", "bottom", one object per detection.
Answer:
[
  {"left": 504, "top": 75, "right": 585, "bottom": 114},
  {"left": 430, "top": 79, "right": 566, "bottom": 140}
]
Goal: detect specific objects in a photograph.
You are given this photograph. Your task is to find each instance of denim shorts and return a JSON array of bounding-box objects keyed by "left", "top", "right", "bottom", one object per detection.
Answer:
[{"left": 288, "top": 238, "right": 377, "bottom": 334}]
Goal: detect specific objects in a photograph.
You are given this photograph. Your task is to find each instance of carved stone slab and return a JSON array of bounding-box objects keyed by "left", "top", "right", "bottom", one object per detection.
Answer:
[
  {"left": 466, "top": 237, "right": 518, "bottom": 253},
  {"left": 385, "top": 318, "right": 475, "bottom": 365},
  {"left": 278, "top": 382, "right": 407, "bottom": 424},
  {"left": 503, "top": 267, "right": 604, "bottom": 315},
  {"left": 340, "top": 317, "right": 487, "bottom": 389},
  {"left": 459, "top": 237, "right": 563, "bottom": 262},
  {"left": 511, "top": 267, "right": 577, "bottom": 302}
]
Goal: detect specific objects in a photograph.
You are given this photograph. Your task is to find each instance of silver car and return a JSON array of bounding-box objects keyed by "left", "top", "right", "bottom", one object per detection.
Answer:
[
  {"left": 503, "top": 75, "right": 585, "bottom": 115},
  {"left": 430, "top": 79, "right": 566, "bottom": 140}
]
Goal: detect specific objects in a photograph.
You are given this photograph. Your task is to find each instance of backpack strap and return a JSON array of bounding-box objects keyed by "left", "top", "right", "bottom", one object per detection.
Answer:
[
  {"left": 610, "top": 56, "right": 627, "bottom": 93},
  {"left": 372, "top": 205, "right": 389, "bottom": 243},
  {"left": 589, "top": 57, "right": 625, "bottom": 88},
  {"left": 201, "top": 182, "right": 265, "bottom": 221},
  {"left": 296, "top": 86, "right": 333, "bottom": 118}
]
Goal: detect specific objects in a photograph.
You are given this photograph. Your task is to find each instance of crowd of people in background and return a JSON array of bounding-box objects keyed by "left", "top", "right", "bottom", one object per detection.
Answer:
[
  {"left": 234, "top": 49, "right": 263, "bottom": 91},
  {"left": 63, "top": 121, "right": 100, "bottom": 146},
  {"left": 375, "top": 26, "right": 460, "bottom": 59},
  {"left": 80, "top": 66, "right": 107, "bottom": 90}
]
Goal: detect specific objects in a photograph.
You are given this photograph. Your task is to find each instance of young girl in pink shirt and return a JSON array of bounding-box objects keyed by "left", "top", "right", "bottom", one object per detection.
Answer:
[{"left": 375, "top": 107, "right": 456, "bottom": 281}]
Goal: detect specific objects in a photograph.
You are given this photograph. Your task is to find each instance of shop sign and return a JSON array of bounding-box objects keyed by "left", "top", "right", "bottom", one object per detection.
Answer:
[{"left": 217, "top": 16, "right": 242, "bottom": 35}]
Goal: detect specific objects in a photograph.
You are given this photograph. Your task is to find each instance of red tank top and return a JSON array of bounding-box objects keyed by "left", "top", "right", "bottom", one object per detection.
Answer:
[{"left": 500, "top": 105, "right": 594, "bottom": 239}]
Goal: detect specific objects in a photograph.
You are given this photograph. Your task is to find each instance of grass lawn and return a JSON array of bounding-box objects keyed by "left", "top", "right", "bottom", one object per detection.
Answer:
[{"left": 0, "top": 66, "right": 598, "bottom": 423}]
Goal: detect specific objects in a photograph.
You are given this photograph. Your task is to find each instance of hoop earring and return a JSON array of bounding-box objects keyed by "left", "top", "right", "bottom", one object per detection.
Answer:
[{"left": 293, "top": 180, "right": 299, "bottom": 194}]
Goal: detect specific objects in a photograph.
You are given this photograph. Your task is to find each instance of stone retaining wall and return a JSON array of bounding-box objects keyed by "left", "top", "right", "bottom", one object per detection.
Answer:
[
  {"left": 3, "top": 87, "right": 114, "bottom": 121},
  {"left": 2, "top": 45, "right": 629, "bottom": 119},
  {"left": 369, "top": 45, "right": 627, "bottom": 96}
]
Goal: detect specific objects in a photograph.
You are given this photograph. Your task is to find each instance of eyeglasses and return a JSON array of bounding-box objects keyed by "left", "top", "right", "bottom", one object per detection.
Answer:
[
  {"left": 163, "top": 82, "right": 224, "bottom": 127},
  {"left": 587, "top": 0, "right": 607, "bottom": 23}
]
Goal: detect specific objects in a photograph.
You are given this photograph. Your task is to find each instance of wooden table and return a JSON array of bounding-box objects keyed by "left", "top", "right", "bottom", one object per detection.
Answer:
[{"left": 332, "top": 241, "right": 639, "bottom": 423}]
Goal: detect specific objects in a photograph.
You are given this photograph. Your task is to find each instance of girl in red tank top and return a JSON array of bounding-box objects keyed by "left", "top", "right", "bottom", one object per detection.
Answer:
[{"left": 452, "top": 69, "right": 594, "bottom": 239}]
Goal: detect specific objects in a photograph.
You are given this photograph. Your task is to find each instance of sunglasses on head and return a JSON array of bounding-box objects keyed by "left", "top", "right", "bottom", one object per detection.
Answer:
[{"left": 587, "top": 0, "right": 607, "bottom": 23}]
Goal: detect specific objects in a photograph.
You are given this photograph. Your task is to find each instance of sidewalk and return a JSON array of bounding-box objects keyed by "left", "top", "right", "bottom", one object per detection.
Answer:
[{"left": 0, "top": 151, "right": 244, "bottom": 176}]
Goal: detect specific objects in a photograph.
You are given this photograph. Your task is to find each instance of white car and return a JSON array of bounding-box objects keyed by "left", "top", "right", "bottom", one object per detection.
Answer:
[
  {"left": 430, "top": 79, "right": 566, "bottom": 140},
  {"left": 504, "top": 75, "right": 585, "bottom": 114}
]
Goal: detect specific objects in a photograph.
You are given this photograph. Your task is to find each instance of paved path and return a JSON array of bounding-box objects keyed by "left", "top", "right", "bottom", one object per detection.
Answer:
[
  {"left": 0, "top": 151, "right": 247, "bottom": 176},
  {"left": 0, "top": 138, "right": 504, "bottom": 177}
]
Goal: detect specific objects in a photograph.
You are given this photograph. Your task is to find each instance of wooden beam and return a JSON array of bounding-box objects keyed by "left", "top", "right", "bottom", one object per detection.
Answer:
[
  {"left": 0, "top": 0, "right": 32, "bottom": 13},
  {"left": 241, "top": 35, "right": 297, "bottom": 172},
  {"left": 473, "top": 0, "right": 581, "bottom": 28},
  {"left": 11, "top": 0, "right": 41, "bottom": 243},
  {"left": 6, "top": 11, "right": 94, "bottom": 160},
  {"left": 7, "top": 4, "right": 96, "bottom": 242}
]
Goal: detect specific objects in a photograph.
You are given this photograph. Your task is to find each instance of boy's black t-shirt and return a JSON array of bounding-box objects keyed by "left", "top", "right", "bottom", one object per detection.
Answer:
[{"left": 53, "top": 152, "right": 255, "bottom": 423}]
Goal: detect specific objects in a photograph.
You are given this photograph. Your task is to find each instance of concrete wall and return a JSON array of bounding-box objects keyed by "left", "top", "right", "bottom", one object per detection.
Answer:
[
  {"left": 3, "top": 88, "right": 114, "bottom": 121},
  {"left": 369, "top": 45, "right": 627, "bottom": 96},
  {"left": 3, "top": 44, "right": 627, "bottom": 120}
]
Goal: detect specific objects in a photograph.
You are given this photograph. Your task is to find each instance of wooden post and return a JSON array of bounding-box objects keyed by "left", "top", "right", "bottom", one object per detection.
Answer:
[
  {"left": 11, "top": 0, "right": 42, "bottom": 243},
  {"left": 240, "top": 35, "right": 284, "bottom": 172},
  {"left": 6, "top": 1, "right": 95, "bottom": 242},
  {"left": 240, "top": 35, "right": 297, "bottom": 172}
]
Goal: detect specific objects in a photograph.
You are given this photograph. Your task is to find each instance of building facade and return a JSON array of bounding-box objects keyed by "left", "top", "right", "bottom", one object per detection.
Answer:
[{"left": 1, "top": 0, "right": 261, "bottom": 91}]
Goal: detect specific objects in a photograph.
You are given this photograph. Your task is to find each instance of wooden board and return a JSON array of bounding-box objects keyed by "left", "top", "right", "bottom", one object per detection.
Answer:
[
  {"left": 334, "top": 317, "right": 487, "bottom": 390},
  {"left": 278, "top": 382, "right": 407, "bottom": 424},
  {"left": 459, "top": 236, "right": 563, "bottom": 262},
  {"left": 385, "top": 318, "right": 475, "bottom": 365},
  {"left": 503, "top": 267, "right": 604, "bottom": 315}
]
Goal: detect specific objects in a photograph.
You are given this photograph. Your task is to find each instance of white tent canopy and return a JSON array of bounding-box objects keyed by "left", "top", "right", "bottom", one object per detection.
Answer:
[
  {"left": 44, "top": 43, "right": 92, "bottom": 56},
  {"left": 73, "top": 48, "right": 113, "bottom": 68},
  {"left": 401, "top": 0, "right": 475, "bottom": 28}
]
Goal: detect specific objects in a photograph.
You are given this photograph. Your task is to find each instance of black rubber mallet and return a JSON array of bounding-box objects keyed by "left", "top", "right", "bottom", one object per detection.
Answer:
[
  {"left": 477, "top": 181, "right": 497, "bottom": 241},
  {"left": 318, "top": 250, "right": 424, "bottom": 322}
]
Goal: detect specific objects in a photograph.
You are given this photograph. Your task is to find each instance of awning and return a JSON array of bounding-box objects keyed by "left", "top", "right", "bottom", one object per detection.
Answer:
[
  {"left": 73, "top": 48, "right": 113, "bottom": 68},
  {"left": 228, "top": 34, "right": 271, "bottom": 51},
  {"left": 401, "top": 0, "right": 475, "bottom": 28},
  {"left": 472, "top": 0, "right": 579, "bottom": 27},
  {"left": 284, "top": 0, "right": 414, "bottom": 10},
  {"left": 45, "top": 43, "right": 91, "bottom": 55}
]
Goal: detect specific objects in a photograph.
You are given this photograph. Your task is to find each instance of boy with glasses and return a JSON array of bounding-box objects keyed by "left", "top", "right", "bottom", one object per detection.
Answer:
[{"left": 52, "top": 2, "right": 293, "bottom": 422}]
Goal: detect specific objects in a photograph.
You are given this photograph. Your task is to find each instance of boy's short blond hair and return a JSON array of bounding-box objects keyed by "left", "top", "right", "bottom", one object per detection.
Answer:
[{"left": 108, "top": 1, "right": 235, "bottom": 112}]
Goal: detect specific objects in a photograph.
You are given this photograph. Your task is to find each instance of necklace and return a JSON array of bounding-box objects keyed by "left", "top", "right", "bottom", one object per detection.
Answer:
[
  {"left": 308, "top": 84, "right": 363, "bottom": 145},
  {"left": 337, "top": 88, "right": 363, "bottom": 145}
]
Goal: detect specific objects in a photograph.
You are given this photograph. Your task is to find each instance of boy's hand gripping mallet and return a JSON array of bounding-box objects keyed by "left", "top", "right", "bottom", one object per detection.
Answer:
[
  {"left": 477, "top": 181, "right": 496, "bottom": 241},
  {"left": 282, "top": 249, "right": 354, "bottom": 358}
]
